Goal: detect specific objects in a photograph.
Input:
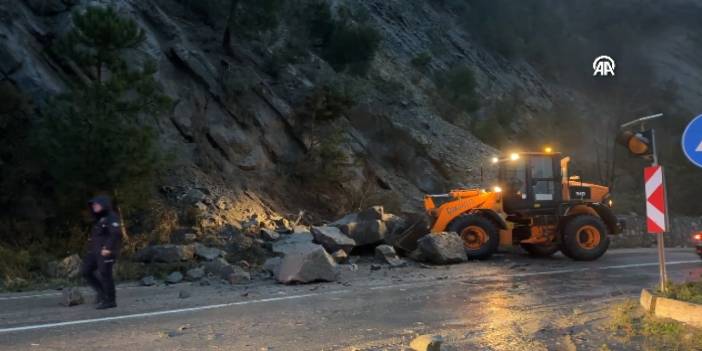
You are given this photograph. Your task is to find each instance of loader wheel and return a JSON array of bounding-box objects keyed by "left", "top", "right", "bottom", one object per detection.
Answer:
[
  {"left": 560, "top": 215, "right": 610, "bottom": 261},
  {"left": 520, "top": 243, "right": 559, "bottom": 257},
  {"left": 447, "top": 215, "right": 499, "bottom": 260}
]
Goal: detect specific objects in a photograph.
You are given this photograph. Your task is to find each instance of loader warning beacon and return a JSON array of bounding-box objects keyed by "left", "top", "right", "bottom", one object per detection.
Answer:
[{"left": 682, "top": 114, "right": 702, "bottom": 168}]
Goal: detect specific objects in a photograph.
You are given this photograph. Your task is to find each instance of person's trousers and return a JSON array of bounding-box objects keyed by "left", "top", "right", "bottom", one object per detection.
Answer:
[{"left": 81, "top": 253, "right": 116, "bottom": 303}]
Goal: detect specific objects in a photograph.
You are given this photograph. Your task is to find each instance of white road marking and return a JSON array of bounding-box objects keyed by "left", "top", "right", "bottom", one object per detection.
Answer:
[
  {"left": 0, "top": 259, "right": 699, "bottom": 334},
  {"left": 0, "top": 290, "right": 349, "bottom": 334}
]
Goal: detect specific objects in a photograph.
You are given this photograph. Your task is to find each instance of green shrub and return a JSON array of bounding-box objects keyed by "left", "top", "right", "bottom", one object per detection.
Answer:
[
  {"left": 38, "top": 7, "right": 171, "bottom": 216},
  {"left": 411, "top": 52, "right": 432, "bottom": 68},
  {"left": 323, "top": 23, "right": 381, "bottom": 75},
  {"left": 435, "top": 65, "right": 480, "bottom": 113}
]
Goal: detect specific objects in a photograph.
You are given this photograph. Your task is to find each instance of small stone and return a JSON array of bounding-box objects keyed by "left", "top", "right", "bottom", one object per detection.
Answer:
[
  {"left": 183, "top": 233, "right": 197, "bottom": 242},
  {"left": 166, "top": 271, "right": 183, "bottom": 284},
  {"left": 194, "top": 243, "right": 224, "bottom": 261},
  {"left": 178, "top": 290, "right": 191, "bottom": 299},
  {"left": 226, "top": 266, "right": 251, "bottom": 284},
  {"left": 141, "top": 276, "right": 157, "bottom": 286},
  {"left": 409, "top": 334, "right": 444, "bottom": 351},
  {"left": 358, "top": 206, "right": 384, "bottom": 221},
  {"left": 375, "top": 244, "right": 407, "bottom": 267},
  {"left": 370, "top": 264, "right": 382, "bottom": 271},
  {"left": 186, "top": 267, "right": 205, "bottom": 281},
  {"left": 61, "top": 287, "right": 84, "bottom": 307},
  {"left": 331, "top": 250, "right": 349, "bottom": 263},
  {"left": 260, "top": 228, "right": 280, "bottom": 241}
]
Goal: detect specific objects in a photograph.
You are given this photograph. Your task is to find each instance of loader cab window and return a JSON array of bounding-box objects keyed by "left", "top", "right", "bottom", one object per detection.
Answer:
[
  {"left": 531, "top": 156, "right": 555, "bottom": 201},
  {"left": 499, "top": 158, "right": 528, "bottom": 212}
]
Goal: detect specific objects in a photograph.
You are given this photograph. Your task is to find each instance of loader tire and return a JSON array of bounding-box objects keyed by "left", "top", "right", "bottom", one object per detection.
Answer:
[
  {"left": 520, "top": 243, "right": 559, "bottom": 257},
  {"left": 560, "top": 215, "right": 610, "bottom": 261},
  {"left": 447, "top": 215, "right": 499, "bottom": 260}
]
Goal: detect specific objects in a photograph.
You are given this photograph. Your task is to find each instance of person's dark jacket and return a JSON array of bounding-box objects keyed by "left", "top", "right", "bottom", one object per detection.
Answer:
[{"left": 88, "top": 195, "right": 123, "bottom": 258}]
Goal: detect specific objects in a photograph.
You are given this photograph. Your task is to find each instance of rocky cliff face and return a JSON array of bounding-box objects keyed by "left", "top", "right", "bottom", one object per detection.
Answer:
[
  {"left": 5, "top": 0, "right": 699, "bottom": 239},
  {"left": 1, "top": 0, "right": 560, "bottom": 230}
]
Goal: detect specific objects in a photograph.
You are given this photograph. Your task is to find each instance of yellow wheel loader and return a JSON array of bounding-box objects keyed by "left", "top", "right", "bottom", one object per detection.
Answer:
[{"left": 408, "top": 151, "right": 624, "bottom": 261}]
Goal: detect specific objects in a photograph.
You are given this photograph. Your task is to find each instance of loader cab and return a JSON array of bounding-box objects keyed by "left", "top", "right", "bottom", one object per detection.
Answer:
[{"left": 497, "top": 152, "right": 563, "bottom": 214}]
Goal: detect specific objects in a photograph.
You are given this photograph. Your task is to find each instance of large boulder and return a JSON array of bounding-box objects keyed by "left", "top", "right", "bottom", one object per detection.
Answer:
[
  {"left": 262, "top": 257, "right": 282, "bottom": 275},
  {"left": 135, "top": 244, "right": 195, "bottom": 263},
  {"left": 348, "top": 219, "right": 387, "bottom": 246},
  {"left": 271, "top": 231, "right": 315, "bottom": 256},
  {"left": 276, "top": 244, "right": 337, "bottom": 284},
  {"left": 47, "top": 254, "right": 82, "bottom": 279},
  {"left": 329, "top": 207, "right": 392, "bottom": 246},
  {"left": 416, "top": 232, "right": 467, "bottom": 264},
  {"left": 311, "top": 226, "right": 356, "bottom": 253}
]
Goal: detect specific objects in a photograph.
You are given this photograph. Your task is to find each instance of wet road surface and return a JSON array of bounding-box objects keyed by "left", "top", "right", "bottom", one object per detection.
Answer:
[{"left": 0, "top": 248, "right": 700, "bottom": 350}]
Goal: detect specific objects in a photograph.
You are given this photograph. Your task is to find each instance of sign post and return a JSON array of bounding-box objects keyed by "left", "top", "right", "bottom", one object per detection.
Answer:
[
  {"left": 618, "top": 113, "right": 668, "bottom": 293},
  {"left": 644, "top": 165, "right": 668, "bottom": 291}
]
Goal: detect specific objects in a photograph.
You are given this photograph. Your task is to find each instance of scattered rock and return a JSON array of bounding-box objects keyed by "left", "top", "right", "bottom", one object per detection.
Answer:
[
  {"left": 375, "top": 244, "right": 406, "bottom": 267},
  {"left": 311, "top": 226, "right": 356, "bottom": 253},
  {"left": 276, "top": 244, "right": 337, "bottom": 284},
  {"left": 61, "top": 287, "right": 84, "bottom": 307},
  {"left": 186, "top": 267, "right": 205, "bottom": 281},
  {"left": 348, "top": 219, "right": 387, "bottom": 246},
  {"left": 358, "top": 206, "right": 384, "bottom": 221},
  {"left": 416, "top": 232, "right": 468, "bottom": 265},
  {"left": 178, "top": 290, "right": 191, "bottom": 299},
  {"left": 331, "top": 249, "right": 349, "bottom": 264},
  {"left": 166, "top": 271, "right": 184, "bottom": 284},
  {"left": 226, "top": 266, "right": 251, "bottom": 284},
  {"left": 183, "top": 233, "right": 197, "bottom": 242},
  {"left": 370, "top": 264, "right": 382, "bottom": 271},
  {"left": 263, "top": 257, "right": 282, "bottom": 275},
  {"left": 135, "top": 244, "right": 195, "bottom": 263},
  {"left": 25, "top": 0, "right": 71, "bottom": 16},
  {"left": 47, "top": 254, "right": 82, "bottom": 279},
  {"left": 260, "top": 228, "right": 280, "bottom": 241},
  {"left": 204, "top": 258, "right": 232, "bottom": 276},
  {"left": 193, "top": 243, "right": 224, "bottom": 261},
  {"left": 141, "top": 276, "right": 157, "bottom": 286},
  {"left": 183, "top": 188, "right": 207, "bottom": 204},
  {"left": 410, "top": 334, "right": 444, "bottom": 351}
]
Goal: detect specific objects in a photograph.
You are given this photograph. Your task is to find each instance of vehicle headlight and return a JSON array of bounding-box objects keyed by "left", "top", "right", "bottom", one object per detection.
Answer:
[{"left": 603, "top": 193, "right": 613, "bottom": 208}]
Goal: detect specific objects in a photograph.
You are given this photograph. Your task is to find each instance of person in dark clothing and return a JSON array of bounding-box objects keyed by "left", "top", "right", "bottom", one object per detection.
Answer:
[{"left": 81, "top": 195, "right": 122, "bottom": 310}]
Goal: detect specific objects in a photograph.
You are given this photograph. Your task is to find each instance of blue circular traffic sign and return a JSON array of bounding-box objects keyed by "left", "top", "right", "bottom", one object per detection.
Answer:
[{"left": 682, "top": 114, "right": 702, "bottom": 168}]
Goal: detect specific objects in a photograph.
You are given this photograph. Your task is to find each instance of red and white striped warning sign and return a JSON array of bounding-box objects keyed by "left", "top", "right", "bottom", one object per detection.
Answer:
[{"left": 644, "top": 165, "right": 667, "bottom": 233}]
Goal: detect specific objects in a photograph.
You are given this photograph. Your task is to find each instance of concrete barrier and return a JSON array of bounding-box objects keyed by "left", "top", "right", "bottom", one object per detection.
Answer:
[{"left": 640, "top": 288, "right": 702, "bottom": 328}]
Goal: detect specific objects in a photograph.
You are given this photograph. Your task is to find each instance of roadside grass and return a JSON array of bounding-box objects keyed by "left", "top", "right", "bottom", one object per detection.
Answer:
[
  {"left": 608, "top": 299, "right": 702, "bottom": 350},
  {"left": 661, "top": 280, "right": 702, "bottom": 304}
]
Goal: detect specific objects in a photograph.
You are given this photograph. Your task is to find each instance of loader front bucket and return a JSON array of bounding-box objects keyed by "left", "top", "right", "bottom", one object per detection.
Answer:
[{"left": 393, "top": 213, "right": 431, "bottom": 253}]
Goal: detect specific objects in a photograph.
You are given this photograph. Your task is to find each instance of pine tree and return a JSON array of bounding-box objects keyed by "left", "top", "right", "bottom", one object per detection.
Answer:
[{"left": 36, "top": 7, "right": 170, "bottom": 215}]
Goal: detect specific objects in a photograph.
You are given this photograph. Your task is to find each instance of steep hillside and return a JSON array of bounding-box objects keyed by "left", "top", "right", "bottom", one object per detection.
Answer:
[{"left": 2, "top": 0, "right": 702, "bottom": 257}]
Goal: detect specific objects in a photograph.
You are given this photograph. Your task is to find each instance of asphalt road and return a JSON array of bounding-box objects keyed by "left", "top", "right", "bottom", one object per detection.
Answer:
[{"left": 0, "top": 248, "right": 700, "bottom": 351}]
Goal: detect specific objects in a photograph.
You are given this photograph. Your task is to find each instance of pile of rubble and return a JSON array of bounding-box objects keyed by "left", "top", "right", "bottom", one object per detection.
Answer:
[{"left": 47, "top": 206, "right": 469, "bottom": 288}]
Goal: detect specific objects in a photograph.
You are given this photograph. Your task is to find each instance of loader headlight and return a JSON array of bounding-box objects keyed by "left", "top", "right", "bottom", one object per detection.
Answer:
[
  {"left": 510, "top": 153, "right": 520, "bottom": 161},
  {"left": 603, "top": 193, "right": 613, "bottom": 208},
  {"left": 608, "top": 199, "right": 613, "bottom": 208},
  {"left": 493, "top": 186, "right": 502, "bottom": 193}
]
